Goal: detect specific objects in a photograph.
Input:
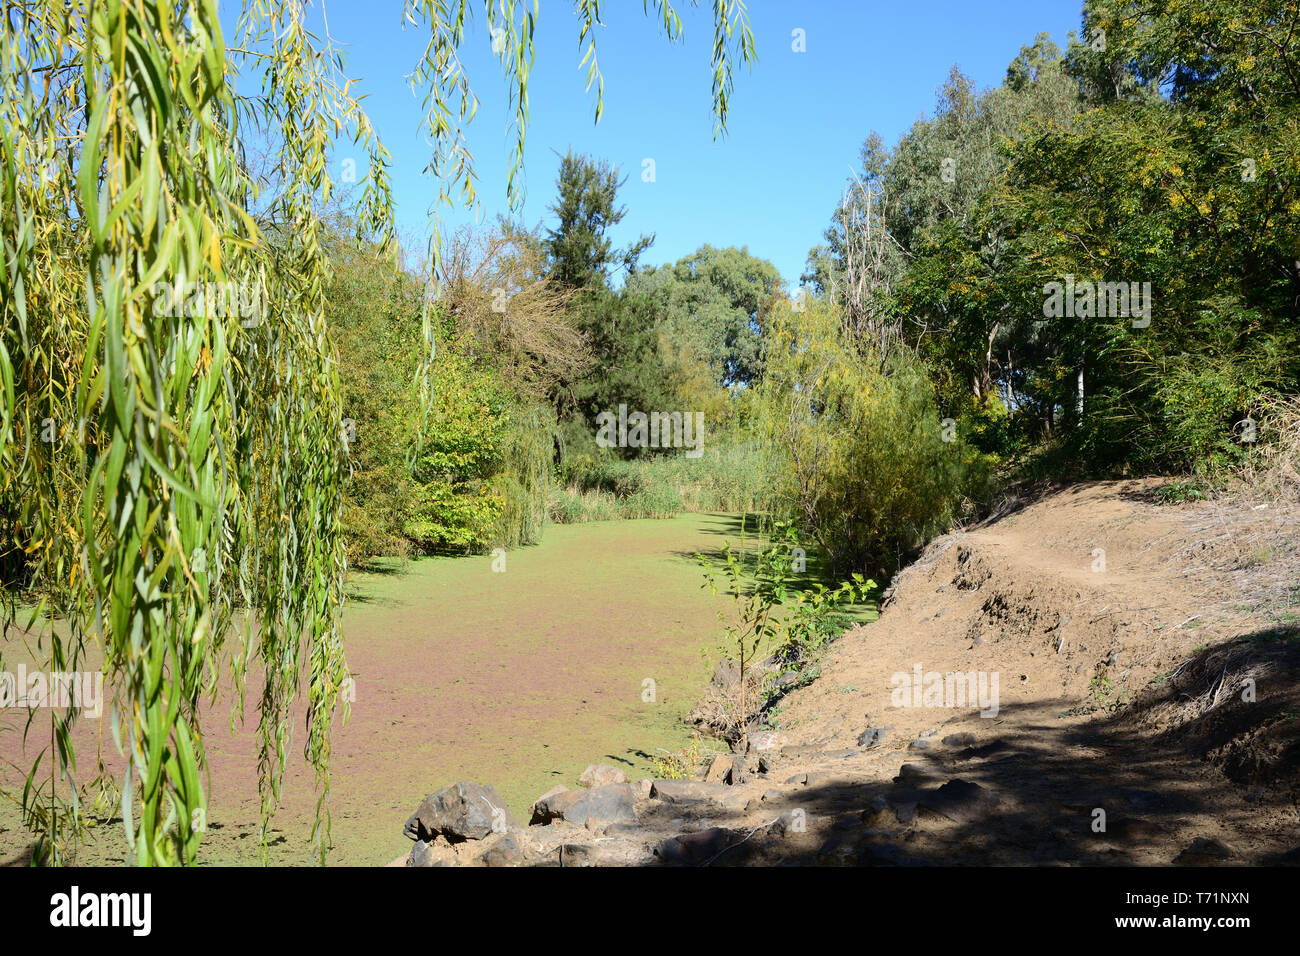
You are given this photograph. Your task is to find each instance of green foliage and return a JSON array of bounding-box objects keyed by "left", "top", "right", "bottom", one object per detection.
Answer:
[
  {"left": 627, "top": 244, "right": 783, "bottom": 387},
  {"left": 806, "top": 3, "right": 1300, "bottom": 485},
  {"left": 775, "top": 574, "right": 875, "bottom": 668},
  {"left": 756, "top": 300, "right": 986, "bottom": 578},
  {"left": 697, "top": 521, "right": 874, "bottom": 747},
  {"left": 698, "top": 522, "right": 798, "bottom": 751},
  {"left": 544, "top": 151, "right": 653, "bottom": 291},
  {"left": 1155, "top": 481, "right": 1208, "bottom": 505}
]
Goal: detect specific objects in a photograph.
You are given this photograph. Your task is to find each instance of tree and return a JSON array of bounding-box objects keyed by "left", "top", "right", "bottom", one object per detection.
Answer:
[
  {"left": 544, "top": 151, "right": 654, "bottom": 292},
  {"left": 628, "top": 244, "right": 783, "bottom": 387}
]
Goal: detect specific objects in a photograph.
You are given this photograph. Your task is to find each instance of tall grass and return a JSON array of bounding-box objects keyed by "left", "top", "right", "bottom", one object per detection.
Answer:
[{"left": 550, "top": 440, "right": 776, "bottom": 524}]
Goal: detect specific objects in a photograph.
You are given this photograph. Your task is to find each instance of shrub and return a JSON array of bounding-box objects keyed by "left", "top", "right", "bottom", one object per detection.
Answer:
[{"left": 755, "top": 300, "right": 984, "bottom": 578}]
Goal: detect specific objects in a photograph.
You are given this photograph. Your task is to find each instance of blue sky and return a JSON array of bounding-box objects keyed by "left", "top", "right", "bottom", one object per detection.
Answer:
[{"left": 254, "top": 1, "right": 1085, "bottom": 286}]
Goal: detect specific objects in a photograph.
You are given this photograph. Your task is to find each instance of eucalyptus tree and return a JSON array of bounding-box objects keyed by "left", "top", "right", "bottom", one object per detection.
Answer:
[{"left": 0, "top": 0, "right": 755, "bottom": 865}]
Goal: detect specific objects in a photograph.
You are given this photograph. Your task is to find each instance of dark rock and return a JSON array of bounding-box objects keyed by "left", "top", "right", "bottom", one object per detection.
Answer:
[
  {"left": 941, "top": 733, "right": 977, "bottom": 748},
  {"left": 406, "top": 840, "right": 441, "bottom": 867},
  {"left": 705, "top": 754, "right": 745, "bottom": 785},
  {"left": 530, "top": 783, "right": 636, "bottom": 828},
  {"left": 957, "top": 740, "right": 1008, "bottom": 760},
  {"left": 1175, "top": 837, "right": 1236, "bottom": 865},
  {"left": 857, "top": 727, "right": 886, "bottom": 749},
  {"left": 404, "top": 781, "right": 516, "bottom": 843},
  {"left": 893, "top": 764, "right": 936, "bottom": 785},
  {"left": 648, "top": 779, "right": 730, "bottom": 804},
  {"left": 916, "top": 779, "right": 1000, "bottom": 824},
  {"left": 477, "top": 831, "right": 529, "bottom": 867},
  {"left": 774, "top": 671, "right": 801, "bottom": 691},
  {"left": 655, "top": 826, "right": 747, "bottom": 866},
  {"left": 909, "top": 738, "right": 932, "bottom": 751}
]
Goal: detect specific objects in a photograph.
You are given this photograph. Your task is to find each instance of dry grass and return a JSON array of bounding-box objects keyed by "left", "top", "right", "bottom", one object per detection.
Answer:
[{"left": 1228, "top": 394, "right": 1300, "bottom": 506}]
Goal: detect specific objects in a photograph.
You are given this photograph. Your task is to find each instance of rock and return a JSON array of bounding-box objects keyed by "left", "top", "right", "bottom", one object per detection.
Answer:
[
  {"left": 705, "top": 754, "right": 744, "bottom": 785},
  {"left": 406, "top": 839, "right": 440, "bottom": 867},
  {"left": 404, "top": 782, "right": 516, "bottom": 843},
  {"left": 774, "top": 671, "right": 801, "bottom": 691},
  {"left": 656, "top": 827, "right": 748, "bottom": 866},
  {"left": 648, "top": 779, "right": 730, "bottom": 804},
  {"left": 530, "top": 783, "right": 636, "bottom": 828},
  {"left": 761, "top": 789, "right": 785, "bottom": 803},
  {"left": 941, "top": 733, "right": 976, "bottom": 748},
  {"left": 857, "top": 727, "right": 886, "bottom": 748},
  {"left": 908, "top": 738, "right": 932, "bottom": 751},
  {"left": 817, "top": 834, "right": 859, "bottom": 865},
  {"left": 527, "top": 820, "right": 586, "bottom": 853},
  {"left": 1175, "top": 837, "right": 1237, "bottom": 865},
  {"left": 833, "top": 811, "right": 863, "bottom": 831},
  {"left": 560, "top": 838, "right": 656, "bottom": 866},
  {"left": 578, "top": 764, "right": 628, "bottom": 789},
  {"left": 822, "top": 748, "right": 859, "bottom": 760},
  {"left": 920, "top": 728, "right": 939, "bottom": 738},
  {"left": 530, "top": 785, "right": 570, "bottom": 818},
  {"left": 711, "top": 659, "right": 742, "bottom": 690},
  {"left": 783, "top": 772, "right": 808, "bottom": 786},
  {"left": 916, "top": 779, "right": 1000, "bottom": 824},
  {"left": 635, "top": 779, "right": 654, "bottom": 798},
  {"left": 957, "top": 740, "right": 1008, "bottom": 760},
  {"left": 477, "top": 831, "right": 530, "bottom": 867},
  {"left": 893, "top": 764, "right": 936, "bottom": 785},
  {"left": 749, "top": 730, "right": 783, "bottom": 752},
  {"left": 778, "top": 744, "right": 823, "bottom": 760},
  {"left": 894, "top": 801, "right": 917, "bottom": 825}
]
